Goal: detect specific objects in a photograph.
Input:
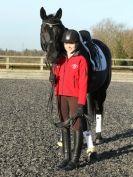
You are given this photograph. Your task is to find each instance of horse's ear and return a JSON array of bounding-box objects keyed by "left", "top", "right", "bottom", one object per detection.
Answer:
[
  {"left": 40, "top": 7, "right": 47, "bottom": 20},
  {"left": 55, "top": 8, "right": 62, "bottom": 19}
]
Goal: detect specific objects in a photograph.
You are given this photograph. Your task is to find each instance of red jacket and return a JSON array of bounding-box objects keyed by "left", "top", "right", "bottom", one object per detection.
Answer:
[{"left": 53, "top": 54, "right": 89, "bottom": 105}]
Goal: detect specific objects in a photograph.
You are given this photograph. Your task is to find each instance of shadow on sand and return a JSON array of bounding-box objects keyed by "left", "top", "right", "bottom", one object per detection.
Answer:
[
  {"left": 80, "top": 129, "right": 133, "bottom": 168},
  {"left": 103, "top": 129, "right": 133, "bottom": 144}
]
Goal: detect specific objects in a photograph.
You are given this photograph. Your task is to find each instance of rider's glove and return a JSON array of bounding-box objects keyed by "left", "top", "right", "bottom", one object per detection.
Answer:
[
  {"left": 49, "top": 72, "right": 56, "bottom": 85},
  {"left": 75, "top": 104, "right": 84, "bottom": 117}
]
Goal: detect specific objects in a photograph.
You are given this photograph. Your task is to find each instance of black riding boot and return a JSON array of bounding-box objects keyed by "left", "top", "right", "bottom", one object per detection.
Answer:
[
  {"left": 57, "top": 128, "right": 71, "bottom": 169},
  {"left": 64, "top": 129, "right": 83, "bottom": 171}
]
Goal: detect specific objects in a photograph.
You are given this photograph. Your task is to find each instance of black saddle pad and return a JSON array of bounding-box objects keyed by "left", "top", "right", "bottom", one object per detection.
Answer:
[{"left": 79, "top": 30, "right": 107, "bottom": 72}]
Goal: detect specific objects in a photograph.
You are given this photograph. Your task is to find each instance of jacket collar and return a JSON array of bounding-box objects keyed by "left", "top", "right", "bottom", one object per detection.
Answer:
[{"left": 63, "top": 50, "right": 80, "bottom": 58}]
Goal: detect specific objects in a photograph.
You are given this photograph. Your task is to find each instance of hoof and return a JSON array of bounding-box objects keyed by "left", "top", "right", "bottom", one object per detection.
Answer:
[
  {"left": 89, "top": 151, "right": 97, "bottom": 161},
  {"left": 95, "top": 133, "right": 104, "bottom": 145},
  {"left": 95, "top": 137, "right": 104, "bottom": 145},
  {"left": 86, "top": 147, "right": 97, "bottom": 162}
]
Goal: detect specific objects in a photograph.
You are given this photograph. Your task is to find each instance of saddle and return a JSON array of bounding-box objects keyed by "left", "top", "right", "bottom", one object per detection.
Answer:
[
  {"left": 79, "top": 30, "right": 108, "bottom": 92},
  {"left": 79, "top": 30, "right": 107, "bottom": 72}
]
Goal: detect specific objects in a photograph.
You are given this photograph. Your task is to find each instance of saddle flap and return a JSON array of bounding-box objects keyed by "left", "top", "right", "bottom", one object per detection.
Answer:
[{"left": 79, "top": 30, "right": 107, "bottom": 71}]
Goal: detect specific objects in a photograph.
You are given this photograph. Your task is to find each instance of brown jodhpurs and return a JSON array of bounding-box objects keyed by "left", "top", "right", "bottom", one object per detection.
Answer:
[{"left": 57, "top": 96, "right": 82, "bottom": 130}]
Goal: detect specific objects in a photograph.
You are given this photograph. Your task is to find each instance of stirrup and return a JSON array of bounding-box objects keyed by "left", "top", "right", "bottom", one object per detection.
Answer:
[{"left": 57, "top": 141, "right": 63, "bottom": 147}]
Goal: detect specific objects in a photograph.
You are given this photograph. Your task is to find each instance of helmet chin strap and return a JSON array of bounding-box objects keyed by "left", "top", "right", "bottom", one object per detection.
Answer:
[
  {"left": 70, "top": 44, "right": 79, "bottom": 54},
  {"left": 70, "top": 47, "right": 79, "bottom": 54},
  {"left": 70, "top": 50, "right": 76, "bottom": 54},
  {"left": 67, "top": 49, "right": 78, "bottom": 57},
  {"left": 66, "top": 49, "right": 75, "bottom": 55}
]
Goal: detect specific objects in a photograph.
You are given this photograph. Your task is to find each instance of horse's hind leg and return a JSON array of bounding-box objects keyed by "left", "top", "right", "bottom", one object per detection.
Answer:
[
  {"left": 95, "top": 64, "right": 111, "bottom": 144},
  {"left": 95, "top": 106, "right": 104, "bottom": 144},
  {"left": 94, "top": 89, "right": 106, "bottom": 144}
]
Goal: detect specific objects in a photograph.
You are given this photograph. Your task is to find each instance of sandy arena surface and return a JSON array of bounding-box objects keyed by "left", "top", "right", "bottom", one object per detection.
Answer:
[{"left": 0, "top": 80, "right": 132, "bottom": 177}]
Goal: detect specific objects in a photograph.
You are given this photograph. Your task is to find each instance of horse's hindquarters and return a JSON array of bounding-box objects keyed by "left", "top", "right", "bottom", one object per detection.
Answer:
[{"left": 89, "top": 70, "right": 107, "bottom": 93}]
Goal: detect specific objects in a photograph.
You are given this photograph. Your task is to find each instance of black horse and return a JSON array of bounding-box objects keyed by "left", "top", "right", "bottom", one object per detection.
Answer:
[{"left": 40, "top": 7, "right": 112, "bottom": 144}]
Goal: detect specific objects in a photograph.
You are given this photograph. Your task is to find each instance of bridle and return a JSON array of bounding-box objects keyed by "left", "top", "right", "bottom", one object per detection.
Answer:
[
  {"left": 41, "top": 20, "right": 67, "bottom": 127},
  {"left": 41, "top": 20, "right": 66, "bottom": 67},
  {"left": 43, "top": 22, "right": 60, "bottom": 28},
  {"left": 41, "top": 21, "right": 60, "bottom": 69},
  {"left": 41, "top": 21, "right": 60, "bottom": 49},
  {"left": 41, "top": 21, "right": 61, "bottom": 123}
]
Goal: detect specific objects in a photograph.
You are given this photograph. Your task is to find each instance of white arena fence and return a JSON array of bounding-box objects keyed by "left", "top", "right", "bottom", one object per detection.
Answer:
[{"left": 0, "top": 55, "right": 133, "bottom": 71}]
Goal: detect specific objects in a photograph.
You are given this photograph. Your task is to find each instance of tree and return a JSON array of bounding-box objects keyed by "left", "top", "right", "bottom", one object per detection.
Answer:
[
  {"left": 91, "top": 19, "right": 127, "bottom": 58},
  {"left": 122, "top": 29, "right": 133, "bottom": 59}
]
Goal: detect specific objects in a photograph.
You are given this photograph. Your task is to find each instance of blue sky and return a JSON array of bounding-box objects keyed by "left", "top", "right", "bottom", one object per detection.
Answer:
[{"left": 0, "top": 0, "right": 133, "bottom": 51}]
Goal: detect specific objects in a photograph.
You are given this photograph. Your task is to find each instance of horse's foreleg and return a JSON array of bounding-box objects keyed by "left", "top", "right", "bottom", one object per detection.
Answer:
[
  {"left": 83, "top": 94, "right": 97, "bottom": 161},
  {"left": 83, "top": 129, "right": 97, "bottom": 161}
]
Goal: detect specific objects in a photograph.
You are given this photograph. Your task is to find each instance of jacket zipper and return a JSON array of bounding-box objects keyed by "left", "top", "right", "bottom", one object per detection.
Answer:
[
  {"left": 73, "top": 76, "right": 75, "bottom": 88},
  {"left": 61, "top": 59, "right": 67, "bottom": 94}
]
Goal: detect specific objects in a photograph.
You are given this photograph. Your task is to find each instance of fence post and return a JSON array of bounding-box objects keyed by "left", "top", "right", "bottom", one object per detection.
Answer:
[
  {"left": 40, "top": 57, "right": 44, "bottom": 71},
  {"left": 6, "top": 57, "right": 9, "bottom": 69},
  {"left": 112, "top": 59, "right": 115, "bottom": 66}
]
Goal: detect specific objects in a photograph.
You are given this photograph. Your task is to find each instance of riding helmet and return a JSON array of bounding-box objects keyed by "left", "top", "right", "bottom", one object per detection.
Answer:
[{"left": 62, "top": 29, "right": 80, "bottom": 43}]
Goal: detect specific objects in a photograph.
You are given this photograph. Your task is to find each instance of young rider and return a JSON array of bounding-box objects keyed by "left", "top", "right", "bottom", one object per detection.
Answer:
[{"left": 50, "top": 29, "right": 89, "bottom": 170}]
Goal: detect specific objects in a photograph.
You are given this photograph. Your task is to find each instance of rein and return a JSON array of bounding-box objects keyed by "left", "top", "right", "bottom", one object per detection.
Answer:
[
  {"left": 46, "top": 83, "right": 54, "bottom": 120},
  {"left": 54, "top": 114, "right": 91, "bottom": 129},
  {"left": 46, "top": 64, "right": 58, "bottom": 126}
]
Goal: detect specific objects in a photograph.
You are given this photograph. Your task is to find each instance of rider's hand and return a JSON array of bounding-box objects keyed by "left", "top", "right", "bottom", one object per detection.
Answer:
[
  {"left": 49, "top": 72, "right": 56, "bottom": 85},
  {"left": 75, "top": 104, "right": 84, "bottom": 117}
]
